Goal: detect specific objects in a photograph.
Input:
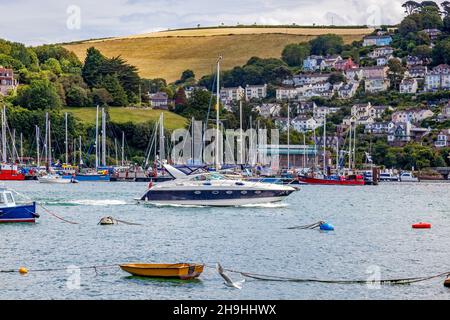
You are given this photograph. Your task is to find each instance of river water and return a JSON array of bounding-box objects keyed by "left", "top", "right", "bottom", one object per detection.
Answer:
[{"left": 0, "top": 181, "right": 449, "bottom": 300}]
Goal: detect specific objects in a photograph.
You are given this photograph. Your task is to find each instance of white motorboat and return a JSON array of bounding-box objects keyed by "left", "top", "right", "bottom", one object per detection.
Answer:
[
  {"left": 138, "top": 165, "right": 296, "bottom": 206},
  {"left": 399, "top": 171, "right": 419, "bottom": 182},
  {"left": 38, "top": 174, "right": 77, "bottom": 184},
  {"left": 379, "top": 171, "right": 399, "bottom": 182}
]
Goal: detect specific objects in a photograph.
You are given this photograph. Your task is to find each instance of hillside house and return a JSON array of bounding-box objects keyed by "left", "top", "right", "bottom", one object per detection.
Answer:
[
  {"left": 399, "top": 78, "right": 418, "bottom": 94},
  {"left": 435, "top": 129, "right": 450, "bottom": 148},
  {"left": 368, "top": 47, "right": 394, "bottom": 59},
  {"left": 291, "top": 115, "right": 319, "bottom": 132},
  {"left": 245, "top": 84, "right": 267, "bottom": 101},
  {"left": 338, "top": 82, "right": 359, "bottom": 99},
  {"left": 254, "top": 103, "right": 281, "bottom": 118},
  {"left": 276, "top": 87, "right": 298, "bottom": 101},
  {"left": 422, "top": 29, "right": 442, "bottom": 41},
  {"left": 387, "top": 122, "right": 411, "bottom": 146},
  {"left": 407, "top": 65, "right": 427, "bottom": 78},
  {"left": 363, "top": 35, "right": 393, "bottom": 47},
  {"left": 150, "top": 92, "right": 169, "bottom": 109},
  {"left": 362, "top": 66, "right": 388, "bottom": 79},
  {"left": 0, "top": 67, "right": 17, "bottom": 95},
  {"left": 220, "top": 86, "right": 245, "bottom": 105},
  {"left": 365, "top": 122, "right": 394, "bottom": 135},
  {"left": 344, "top": 68, "right": 364, "bottom": 82},
  {"left": 425, "top": 64, "right": 450, "bottom": 91},
  {"left": 391, "top": 108, "right": 434, "bottom": 124},
  {"left": 334, "top": 58, "right": 358, "bottom": 71},
  {"left": 365, "top": 77, "right": 390, "bottom": 93}
]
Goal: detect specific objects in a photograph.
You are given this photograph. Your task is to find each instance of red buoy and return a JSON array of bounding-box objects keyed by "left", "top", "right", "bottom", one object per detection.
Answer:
[{"left": 412, "top": 222, "right": 432, "bottom": 229}]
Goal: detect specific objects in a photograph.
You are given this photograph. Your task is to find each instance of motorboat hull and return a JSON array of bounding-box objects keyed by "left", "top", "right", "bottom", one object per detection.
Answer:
[
  {"left": 139, "top": 189, "right": 294, "bottom": 206},
  {"left": 0, "top": 203, "right": 38, "bottom": 223},
  {"left": 298, "top": 176, "right": 365, "bottom": 185}
]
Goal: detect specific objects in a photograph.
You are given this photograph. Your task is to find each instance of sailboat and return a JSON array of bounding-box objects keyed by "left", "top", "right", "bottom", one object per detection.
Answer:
[{"left": 0, "top": 106, "right": 25, "bottom": 181}]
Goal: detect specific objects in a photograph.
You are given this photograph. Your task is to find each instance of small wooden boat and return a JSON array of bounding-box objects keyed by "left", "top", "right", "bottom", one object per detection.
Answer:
[{"left": 120, "top": 263, "right": 204, "bottom": 280}]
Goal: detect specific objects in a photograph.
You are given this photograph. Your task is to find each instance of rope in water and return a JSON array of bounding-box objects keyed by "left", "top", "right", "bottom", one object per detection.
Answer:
[
  {"left": 1, "top": 262, "right": 448, "bottom": 286},
  {"left": 286, "top": 221, "right": 325, "bottom": 230},
  {"left": 11, "top": 189, "right": 80, "bottom": 225},
  {"left": 205, "top": 265, "right": 450, "bottom": 286}
]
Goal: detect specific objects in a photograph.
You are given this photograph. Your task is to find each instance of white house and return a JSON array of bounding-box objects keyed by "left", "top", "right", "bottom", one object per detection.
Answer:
[
  {"left": 245, "top": 84, "right": 267, "bottom": 100},
  {"left": 399, "top": 78, "right": 418, "bottom": 94},
  {"left": 435, "top": 129, "right": 450, "bottom": 148},
  {"left": 345, "top": 68, "right": 364, "bottom": 82},
  {"left": 365, "top": 122, "right": 394, "bottom": 135},
  {"left": 407, "top": 65, "right": 427, "bottom": 78},
  {"left": 365, "top": 77, "right": 390, "bottom": 93},
  {"left": 254, "top": 103, "right": 281, "bottom": 118},
  {"left": 276, "top": 87, "right": 298, "bottom": 101},
  {"left": 391, "top": 108, "right": 434, "bottom": 124},
  {"left": 220, "top": 86, "right": 245, "bottom": 104},
  {"left": 291, "top": 115, "right": 319, "bottom": 132},
  {"left": 338, "top": 82, "right": 359, "bottom": 99},
  {"left": 425, "top": 64, "right": 450, "bottom": 91},
  {"left": 388, "top": 122, "right": 412, "bottom": 146},
  {"left": 368, "top": 47, "right": 394, "bottom": 59}
]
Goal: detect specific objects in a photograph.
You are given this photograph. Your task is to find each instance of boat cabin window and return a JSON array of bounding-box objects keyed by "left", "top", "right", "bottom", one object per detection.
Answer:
[
  {"left": 5, "top": 192, "right": 14, "bottom": 203},
  {"left": 192, "top": 174, "right": 225, "bottom": 181},
  {"left": 0, "top": 194, "right": 4, "bottom": 204}
]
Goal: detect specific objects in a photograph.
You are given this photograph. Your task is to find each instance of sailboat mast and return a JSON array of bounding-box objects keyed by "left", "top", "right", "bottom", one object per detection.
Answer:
[
  {"left": 2, "top": 106, "right": 7, "bottom": 163},
  {"left": 36, "top": 126, "right": 40, "bottom": 167},
  {"left": 102, "top": 108, "right": 106, "bottom": 166},
  {"left": 121, "top": 131, "right": 125, "bottom": 166},
  {"left": 20, "top": 132, "right": 23, "bottom": 164},
  {"left": 48, "top": 120, "right": 52, "bottom": 168},
  {"left": 95, "top": 105, "right": 99, "bottom": 170},
  {"left": 239, "top": 100, "right": 243, "bottom": 165},
  {"left": 79, "top": 136, "right": 82, "bottom": 166},
  {"left": 348, "top": 122, "right": 353, "bottom": 170},
  {"left": 287, "top": 103, "right": 290, "bottom": 170},
  {"left": 323, "top": 113, "right": 327, "bottom": 172},
  {"left": 215, "top": 56, "right": 222, "bottom": 171},
  {"left": 159, "top": 113, "right": 165, "bottom": 162}
]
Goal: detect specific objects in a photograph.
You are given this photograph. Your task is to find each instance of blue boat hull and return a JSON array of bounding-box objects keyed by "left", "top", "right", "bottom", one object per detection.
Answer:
[
  {"left": 0, "top": 203, "right": 38, "bottom": 223},
  {"left": 63, "top": 174, "right": 110, "bottom": 182}
]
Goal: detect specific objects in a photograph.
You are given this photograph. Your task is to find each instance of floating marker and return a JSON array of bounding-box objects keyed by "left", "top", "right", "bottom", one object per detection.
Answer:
[
  {"left": 320, "top": 223, "right": 335, "bottom": 231},
  {"left": 412, "top": 222, "right": 431, "bottom": 229},
  {"left": 19, "top": 267, "right": 28, "bottom": 275},
  {"left": 444, "top": 278, "right": 450, "bottom": 288}
]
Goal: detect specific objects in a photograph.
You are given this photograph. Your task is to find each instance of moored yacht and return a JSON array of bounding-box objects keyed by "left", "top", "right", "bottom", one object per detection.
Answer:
[{"left": 138, "top": 165, "right": 296, "bottom": 206}]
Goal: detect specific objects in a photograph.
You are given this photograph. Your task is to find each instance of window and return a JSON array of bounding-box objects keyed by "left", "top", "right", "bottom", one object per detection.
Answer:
[
  {"left": 5, "top": 193, "right": 13, "bottom": 203},
  {"left": 0, "top": 195, "right": 4, "bottom": 204}
]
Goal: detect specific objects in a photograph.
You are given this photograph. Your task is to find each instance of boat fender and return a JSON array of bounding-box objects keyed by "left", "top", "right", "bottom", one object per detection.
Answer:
[
  {"left": 19, "top": 267, "right": 28, "bottom": 275},
  {"left": 444, "top": 278, "right": 450, "bottom": 288},
  {"left": 412, "top": 222, "right": 431, "bottom": 229},
  {"left": 33, "top": 213, "right": 40, "bottom": 218},
  {"left": 320, "top": 222, "right": 335, "bottom": 231}
]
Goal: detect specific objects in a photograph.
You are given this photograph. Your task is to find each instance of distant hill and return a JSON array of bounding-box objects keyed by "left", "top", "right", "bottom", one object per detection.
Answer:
[{"left": 63, "top": 26, "right": 374, "bottom": 83}]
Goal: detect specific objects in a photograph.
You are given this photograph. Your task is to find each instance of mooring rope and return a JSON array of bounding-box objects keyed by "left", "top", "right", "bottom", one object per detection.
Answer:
[
  {"left": 286, "top": 221, "right": 324, "bottom": 230},
  {"left": 11, "top": 189, "right": 80, "bottom": 225},
  {"left": 0, "top": 264, "right": 119, "bottom": 274},
  {"left": 205, "top": 265, "right": 450, "bottom": 286}
]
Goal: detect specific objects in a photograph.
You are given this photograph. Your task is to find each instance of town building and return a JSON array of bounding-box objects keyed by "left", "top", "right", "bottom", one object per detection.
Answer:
[
  {"left": 387, "top": 122, "right": 412, "bottom": 146},
  {"left": 362, "top": 66, "right": 388, "bottom": 79},
  {"left": 365, "top": 77, "right": 390, "bottom": 93},
  {"left": 365, "top": 122, "right": 394, "bottom": 135},
  {"left": 422, "top": 28, "right": 442, "bottom": 41},
  {"left": 363, "top": 35, "right": 393, "bottom": 47},
  {"left": 0, "top": 67, "right": 18, "bottom": 95},
  {"left": 425, "top": 64, "right": 450, "bottom": 91},
  {"left": 276, "top": 87, "right": 298, "bottom": 101},
  {"left": 291, "top": 115, "right": 319, "bottom": 132},
  {"left": 391, "top": 108, "right": 434, "bottom": 124},
  {"left": 368, "top": 47, "right": 394, "bottom": 59},
  {"left": 150, "top": 92, "right": 170, "bottom": 109},
  {"left": 334, "top": 58, "right": 358, "bottom": 71},
  {"left": 435, "top": 129, "right": 450, "bottom": 148},
  {"left": 220, "top": 86, "right": 245, "bottom": 105},
  {"left": 245, "top": 84, "right": 267, "bottom": 101},
  {"left": 407, "top": 65, "right": 427, "bottom": 78},
  {"left": 254, "top": 103, "right": 281, "bottom": 118},
  {"left": 344, "top": 68, "right": 364, "bottom": 82},
  {"left": 399, "top": 78, "right": 418, "bottom": 94},
  {"left": 338, "top": 82, "right": 359, "bottom": 99}
]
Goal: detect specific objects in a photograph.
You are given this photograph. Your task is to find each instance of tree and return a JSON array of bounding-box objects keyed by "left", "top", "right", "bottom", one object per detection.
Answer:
[
  {"left": 66, "top": 86, "right": 91, "bottom": 107},
  {"left": 412, "top": 44, "right": 432, "bottom": 59},
  {"left": 91, "top": 88, "right": 113, "bottom": 106},
  {"left": 328, "top": 72, "right": 346, "bottom": 85},
  {"left": 174, "top": 87, "right": 188, "bottom": 113},
  {"left": 387, "top": 59, "right": 406, "bottom": 90},
  {"left": 180, "top": 70, "right": 195, "bottom": 82},
  {"left": 281, "top": 43, "right": 311, "bottom": 67},
  {"left": 100, "top": 74, "right": 128, "bottom": 106},
  {"left": 402, "top": 1, "right": 421, "bottom": 15},
  {"left": 42, "top": 58, "right": 63, "bottom": 75},
  {"left": 309, "top": 34, "right": 344, "bottom": 55},
  {"left": 15, "top": 80, "right": 62, "bottom": 110},
  {"left": 82, "top": 47, "right": 107, "bottom": 87},
  {"left": 399, "top": 16, "right": 420, "bottom": 36},
  {"left": 432, "top": 38, "right": 450, "bottom": 64}
]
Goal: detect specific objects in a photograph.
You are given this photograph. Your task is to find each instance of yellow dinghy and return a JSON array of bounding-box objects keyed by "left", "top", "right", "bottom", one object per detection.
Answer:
[{"left": 120, "top": 263, "right": 204, "bottom": 280}]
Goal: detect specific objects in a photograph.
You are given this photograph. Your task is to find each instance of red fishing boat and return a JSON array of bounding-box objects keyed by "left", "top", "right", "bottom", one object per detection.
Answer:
[
  {"left": 0, "top": 164, "right": 26, "bottom": 181},
  {"left": 298, "top": 174, "right": 365, "bottom": 186}
]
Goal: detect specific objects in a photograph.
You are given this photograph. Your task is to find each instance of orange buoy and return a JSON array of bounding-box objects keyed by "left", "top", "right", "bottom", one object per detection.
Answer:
[
  {"left": 412, "top": 222, "right": 432, "bottom": 229},
  {"left": 19, "top": 267, "right": 29, "bottom": 275}
]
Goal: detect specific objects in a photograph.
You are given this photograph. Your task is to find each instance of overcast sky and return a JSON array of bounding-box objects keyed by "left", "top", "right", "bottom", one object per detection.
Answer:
[{"left": 0, "top": 0, "right": 412, "bottom": 45}]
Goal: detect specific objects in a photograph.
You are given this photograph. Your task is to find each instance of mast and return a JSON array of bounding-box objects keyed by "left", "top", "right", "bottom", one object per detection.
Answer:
[
  {"left": 20, "top": 132, "right": 23, "bottom": 164},
  {"left": 79, "top": 136, "right": 82, "bottom": 167},
  {"left": 348, "top": 122, "right": 353, "bottom": 170},
  {"left": 102, "top": 108, "right": 106, "bottom": 166},
  {"left": 115, "top": 138, "right": 118, "bottom": 166},
  {"left": 239, "top": 100, "right": 243, "bottom": 165},
  {"left": 44, "top": 113, "right": 48, "bottom": 168},
  {"left": 287, "top": 103, "right": 290, "bottom": 170},
  {"left": 353, "top": 122, "right": 357, "bottom": 170},
  {"left": 65, "top": 112, "right": 68, "bottom": 165},
  {"left": 215, "top": 56, "right": 222, "bottom": 171},
  {"left": 121, "top": 131, "right": 125, "bottom": 166},
  {"left": 48, "top": 119, "right": 52, "bottom": 168},
  {"left": 2, "top": 106, "right": 6, "bottom": 163},
  {"left": 12, "top": 129, "right": 16, "bottom": 163},
  {"left": 303, "top": 133, "right": 306, "bottom": 169},
  {"left": 159, "top": 113, "right": 165, "bottom": 162},
  {"left": 36, "top": 126, "right": 40, "bottom": 167},
  {"left": 95, "top": 105, "right": 99, "bottom": 170},
  {"left": 323, "top": 113, "right": 327, "bottom": 173}
]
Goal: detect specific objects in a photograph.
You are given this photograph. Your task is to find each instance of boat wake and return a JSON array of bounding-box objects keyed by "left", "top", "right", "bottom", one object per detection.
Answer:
[
  {"left": 237, "top": 203, "right": 289, "bottom": 208},
  {"left": 44, "top": 199, "right": 129, "bottom": 206}
]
